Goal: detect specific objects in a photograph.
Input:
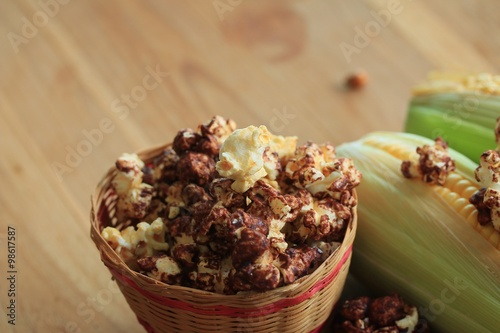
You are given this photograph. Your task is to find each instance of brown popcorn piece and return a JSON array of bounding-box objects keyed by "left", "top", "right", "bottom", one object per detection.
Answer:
[
  {"left": 188, "top": 200, "right": 215, "bottom": 226},
  {"left": 322, "top": 158, "right": 362, "bottom": 196},
  {"left": 182, "top": 184, "right": 212, "bottom": 206},
  {"left": 173, "top": 129, "right": 202, "bottom": 155},
  {"left": 173, "top": 127, "right": 220, "bottom": 157},
  {"left": 278, "top": 244, "right": 321, "bottom": 284},
  {"left": 285, "top": 142, "right": 361, "bottom": 199},
  {"left": 151, "top": 148, "right": 179, "bottom": 183},
  {"left": 173, "top": 116, "right": 236, "bottom": 157},
  {"left": 208, "top": 178, "right": 246, "bottom": 210},
  {"left": 137, "top": 253, "right": 182, "bottom": 285},
  {"left": 177, "top": 152, "right": 216, "bottom": 186},
  {"left": 158, "top": 182, "right": 187, "bottom": 222},
  {"left": 168, "top": 215, "right": 195, "bottom": 246},
  {"left": 369, "top": 294, "right": 405, "bottom": 327},
  {"left": 232, "top": 208, "right": 269, "bottom": 236},
  {"left": 246, "top": 180, "right": 297, "bottom": 221},
  {"left": 137, "top": 252, "right": 167, "bottom": 271},
  {"left": 195, "top": 133, "right": 220, "bottom": 157},
  {"left": 225, "top": 209, "right": 282, "bottom": 292},
  {"left": 200, "top": 115, "right": 237, "bottom": 144},
  {"left": 197, "top": 116, "right": 236, "bottom": 156},
  {"left": 311, "top": 240, "right": 341, "bottom": 261},
  {"left": 401, "top": 137, "right": 455, "bottom": 186},
  {"left": 290, "top": 196, "right": 350, "bottom": 243},
  {"left": 196, "top": 206, "right": 238, "bottom": 256},
  {"left": 197, "top": 206, "right": 231, "bottom": 236},
  {"left": 188, "top": 254, "right": 222, "bottom": 292},
  {"left": 341, "top": 296, "right": 371, "bottom": 321},
  {"left": 171, "top": 243, "right": 198, "bottom": 270},
  {"left": 232, "top": 227, "right": 270, "bottom": 268},
  {"left": 285, "top": 142, "right": 331, "bottom": 188},
  {"left": 341, "top": 319, "right": 373, "bottom": 333},
  {"left": 230, "top": 261, "right": 281, "bottom": 292},
  {"left": 469, "top": 188, "right": 492, "bottom": 226},
  {"left": 141, "top": 198, "right": 167, "bottom": 224}
]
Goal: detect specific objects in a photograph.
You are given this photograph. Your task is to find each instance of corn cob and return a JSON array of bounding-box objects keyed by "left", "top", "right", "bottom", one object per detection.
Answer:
[
  {"left": 405, "top": 72, "right": 500, "bottom": 162},
  {"left": 337, "top": 131, "right": 500, "bottom": 333}
]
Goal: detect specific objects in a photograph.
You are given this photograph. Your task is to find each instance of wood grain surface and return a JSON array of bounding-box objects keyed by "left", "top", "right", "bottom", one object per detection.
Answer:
[{"left": 1, "top": 1, "right": 500, "bottom": 332}]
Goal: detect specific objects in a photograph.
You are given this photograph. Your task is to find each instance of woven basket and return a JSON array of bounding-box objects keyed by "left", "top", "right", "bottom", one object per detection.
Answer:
[{"left": 90, "top": 143, "right": 357, "bottom": 333}]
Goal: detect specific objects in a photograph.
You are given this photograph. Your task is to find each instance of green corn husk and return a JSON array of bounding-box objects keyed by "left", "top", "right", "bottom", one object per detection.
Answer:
[
  {"left": 337, "top": 131, "right": 500, "bottom": 333},
  {"left": 405, "top": 73, "right": 500, "bottom": 162}
]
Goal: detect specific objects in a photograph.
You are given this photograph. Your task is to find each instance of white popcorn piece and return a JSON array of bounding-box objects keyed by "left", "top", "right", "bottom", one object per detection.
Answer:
[{"left": 102, "top": 218, "right": 169, "bottom": 260}]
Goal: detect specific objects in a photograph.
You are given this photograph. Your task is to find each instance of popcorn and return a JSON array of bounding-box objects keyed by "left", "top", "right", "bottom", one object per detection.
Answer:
[
  {"left": 285, "top": 142, "right": 361, "bottom": 198},
  {"left": 102, "top": 218, "right": 169, "bottom": 261},
  {"left": 137, "top": 254, "right": 182, "bottom": 285},
  {"left": 475, "top": 150, "right": 500, "bottom": 190},
  {"left": 309, "top": 240, "right": 341, "bottom": 261},
  {"left": 268, "top": 133, "right": 298, "bottom": 160},
  {"left": 290, "top": 196, "right": 350, "bottom": 242},
  {"left": 177, "top": 152, "right": 217, "bottom": 186},
  {"left": 396, "top": 306, "right": 419, "bottom": 333},
  {"left": 151, "top": 148, "right": 180, "bottom": 183},
  {"left": 112, "top": 153, "right": 154, "bottom": 220},
  {"left": 333, "top": 294, "right": 430, "bottom": 333},
  {"left": 278, "top": 244, "right": 321, "bottom": 284},
  {"left": 208, "top": 178, "right": 246, "bottom": 210},
  {"left": 102, "top": 116, "right": 360, "bottom": 294},
  {"left": 216, "top": 125, "right": 271, "bottom": 193},
  {"left": 188, "top": 254, "right": 222, "bottom": 292},
  {"left": 173, "top": 129, "right": 202, "bottom": 155},
  {"left": 173, "top": 116, "right": 236, "bottom": 157},
  {"left": 401, "top": 137, "right": 455, "bottom": 186},
  {"left": 216, "top": 125, "right": 298, "bottom": 192},
  {"left": 201, "top": 115, "right": 237, "bottom": 144},
  {"left": 469, "top": 150, "right": 500, "bottom": 231}
]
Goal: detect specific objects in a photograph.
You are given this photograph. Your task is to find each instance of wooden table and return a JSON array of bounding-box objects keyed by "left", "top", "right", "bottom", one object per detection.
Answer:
[{"left": 1, "top": 1, "right": 499, "bottom": 332}]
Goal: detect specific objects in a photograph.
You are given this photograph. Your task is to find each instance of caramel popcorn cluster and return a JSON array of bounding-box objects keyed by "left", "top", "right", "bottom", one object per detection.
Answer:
[
  {"left": 401, "top": 137, "right": 456, "bottom": 186},
  {"left": 102, "top": 116, "right": 361, "bottom": 294},
  {"left": 331, "top": 294, "right": 430, "bottom": 333},
  {"left": 469, "top": 150, "right": 500, "bottom": 232}
]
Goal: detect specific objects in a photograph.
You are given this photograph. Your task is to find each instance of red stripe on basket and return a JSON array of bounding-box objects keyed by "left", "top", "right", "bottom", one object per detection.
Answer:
[{"left": 109, "top": 245, "right": 352, "bottom": 318}]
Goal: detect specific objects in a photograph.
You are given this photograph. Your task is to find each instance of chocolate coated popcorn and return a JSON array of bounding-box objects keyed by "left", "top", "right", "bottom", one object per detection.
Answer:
[{"left": 102, "top": 116, "right": 361, "bottom": 294}]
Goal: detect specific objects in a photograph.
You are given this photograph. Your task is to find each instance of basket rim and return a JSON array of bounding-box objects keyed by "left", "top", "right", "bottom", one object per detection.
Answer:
[{"left": 90, "top": 142, "right": 358, "bottom": 302}]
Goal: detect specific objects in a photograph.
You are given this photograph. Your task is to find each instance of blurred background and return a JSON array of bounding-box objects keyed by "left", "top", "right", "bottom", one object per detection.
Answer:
[{"left": 1, "top": 0, "right": 500, "bottom": 332}]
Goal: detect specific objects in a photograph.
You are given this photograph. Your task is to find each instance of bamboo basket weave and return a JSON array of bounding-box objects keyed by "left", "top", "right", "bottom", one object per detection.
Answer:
[{"left": 90, "top": 143, "right": 358, "bottom": 333}]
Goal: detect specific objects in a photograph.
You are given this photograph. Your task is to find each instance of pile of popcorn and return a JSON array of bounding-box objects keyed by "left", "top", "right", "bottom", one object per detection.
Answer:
[
  {"left": 331, "top": 293, "right": 431, "bottom": 333},
  {"left": 101, "top": 116, "right": 361, "bottom": 294},
  {"left": 399, "top": 134, "right": 500, "bottom": 234}
]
